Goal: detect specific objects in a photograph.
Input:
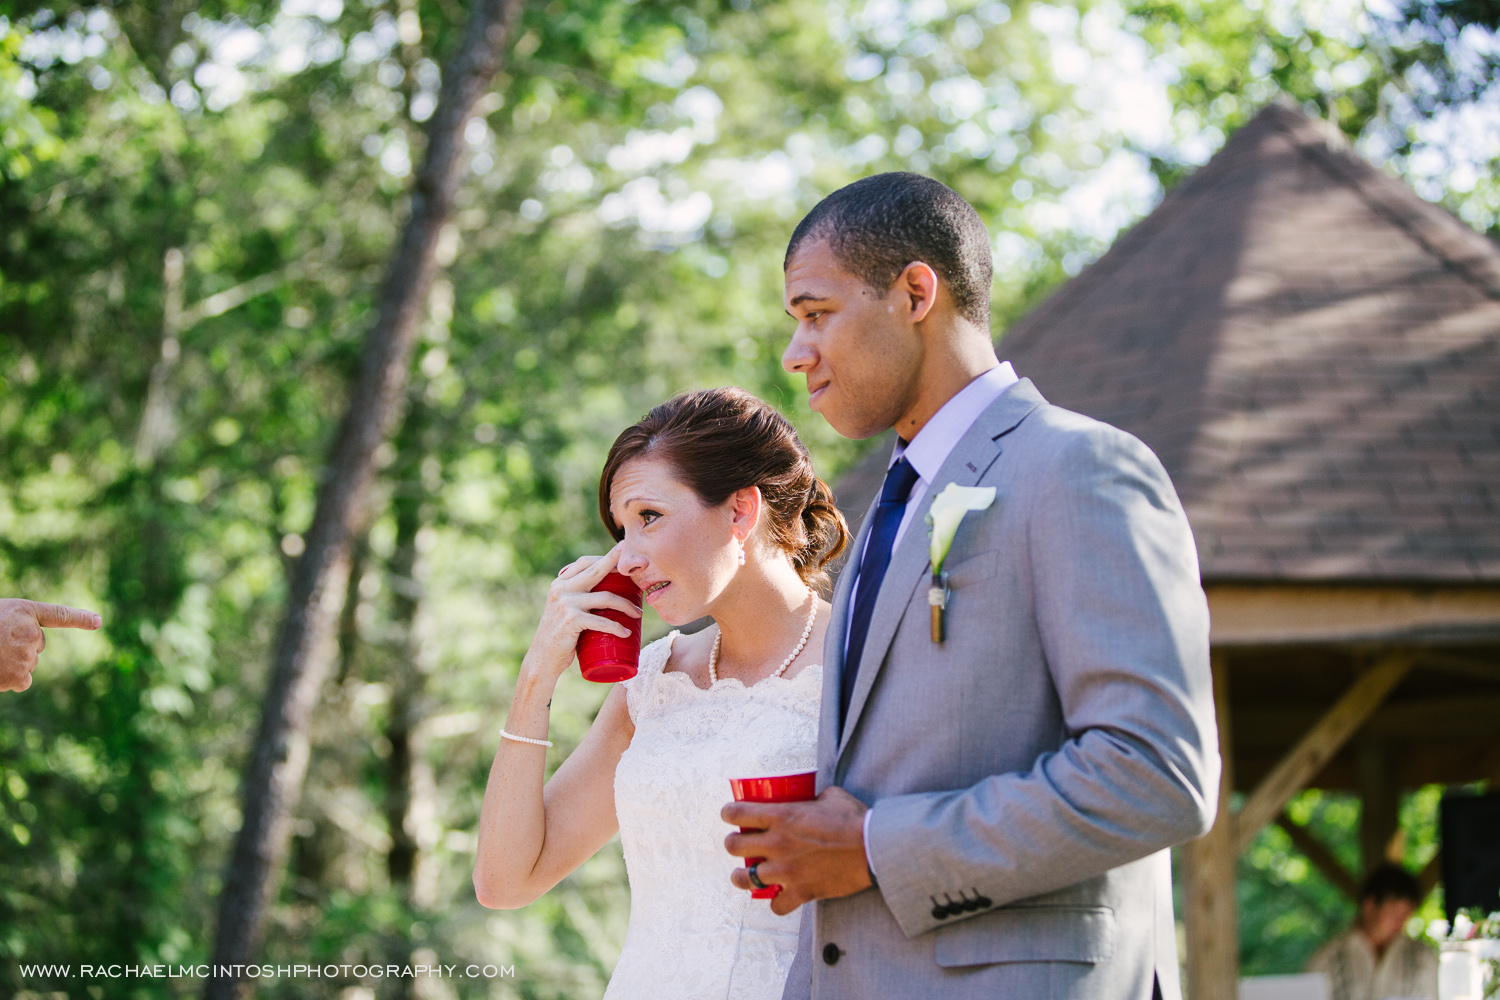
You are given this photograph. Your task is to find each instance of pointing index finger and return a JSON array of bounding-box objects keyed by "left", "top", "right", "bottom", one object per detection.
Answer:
[{"left": 27, "top": 602, "right": 103, "bottom": 630}]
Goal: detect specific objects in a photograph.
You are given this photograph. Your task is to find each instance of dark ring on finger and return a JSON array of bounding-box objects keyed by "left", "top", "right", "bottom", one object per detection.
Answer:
[{"left": 747, "top": 863, "right": 768, "bottom": 891}]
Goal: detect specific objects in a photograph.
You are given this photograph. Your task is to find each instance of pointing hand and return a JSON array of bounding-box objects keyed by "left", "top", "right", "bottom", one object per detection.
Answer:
[{"left": 0, "top": 598, "right": 103, "bottom": 693}]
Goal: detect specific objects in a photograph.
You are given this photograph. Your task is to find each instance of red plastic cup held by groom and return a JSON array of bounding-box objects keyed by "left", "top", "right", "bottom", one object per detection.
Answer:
[
  {"left": 729, "top": 769, "right": 818, "bottom": 899},
  {"left": 577, "top": 572, "right": 643, "bottom": 683}
]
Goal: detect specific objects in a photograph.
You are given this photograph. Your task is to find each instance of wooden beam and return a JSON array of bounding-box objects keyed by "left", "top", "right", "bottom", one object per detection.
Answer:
[
  {"left": 1235, "top": 654, "right": 1413, "bottom": 853},
  {"left": 1184, "top": 653, "right": 1239, "bottom": 1000},
  {"left": 1275, "top": 812, "right": 1360, "bottom": 902},
  {"left": 1205, "top": 584, "right": 1500, "bottom": 646}
]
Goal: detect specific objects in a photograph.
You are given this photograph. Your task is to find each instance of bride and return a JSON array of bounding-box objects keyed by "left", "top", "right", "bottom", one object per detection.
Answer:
[{"left": 473, "top": 386, "right": 848, "bottom": 999}]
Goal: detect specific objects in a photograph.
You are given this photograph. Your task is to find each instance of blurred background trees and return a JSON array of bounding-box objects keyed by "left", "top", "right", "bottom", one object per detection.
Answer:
[{"left": 1, "top": 0, "right": 1495, "bottom": 996}]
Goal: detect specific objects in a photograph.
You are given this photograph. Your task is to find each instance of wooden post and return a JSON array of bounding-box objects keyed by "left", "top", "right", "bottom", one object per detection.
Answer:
[
  {"left": 1184, "top": 652, "right": 1239, "bottom": 1000},
  {"left": 1356, "top": 736, "right": 1401, "bottom": 875}
]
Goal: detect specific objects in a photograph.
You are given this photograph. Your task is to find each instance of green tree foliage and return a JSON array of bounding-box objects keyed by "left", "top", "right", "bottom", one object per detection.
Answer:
[
  {"left": 1128, "top": 0, "right": 1500, "bottom": 230},
  {"left": 1, "top": 0, "right": 1493, "bottom": 995}
]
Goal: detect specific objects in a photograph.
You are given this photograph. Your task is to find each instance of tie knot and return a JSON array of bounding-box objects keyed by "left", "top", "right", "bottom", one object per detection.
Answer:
[{"left": 880, "top": 457, "right": 919, "bottom": 506}]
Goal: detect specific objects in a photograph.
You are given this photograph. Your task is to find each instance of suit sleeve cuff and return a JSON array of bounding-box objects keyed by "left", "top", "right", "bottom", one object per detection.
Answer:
[{"left": 865, "top": 790, "right": 974, "bottom": 938}]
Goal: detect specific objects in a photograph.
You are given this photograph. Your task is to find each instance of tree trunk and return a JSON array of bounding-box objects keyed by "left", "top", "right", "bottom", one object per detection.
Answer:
[
  {"left": 335, "top": 530, "right": 369, "bottom": 687},
  {"left": 205, "top": 3, "right": 523, "bottom": 996},
  {"left": 382, "top": 410, "right": 434, "bottom": 1000},
  {"left": 385, "top": 408, "right": 430, "bottom": 897}
]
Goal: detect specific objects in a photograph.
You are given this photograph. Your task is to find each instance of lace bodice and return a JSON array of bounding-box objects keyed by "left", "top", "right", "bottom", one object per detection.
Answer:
[{"left": 605, "top": 631, "right": 820, "bottom": 1000}]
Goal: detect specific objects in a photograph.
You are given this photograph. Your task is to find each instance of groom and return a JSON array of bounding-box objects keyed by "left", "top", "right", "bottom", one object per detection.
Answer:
[{"left": 723, "top": 172, "right": 1220, "bottom": 999}]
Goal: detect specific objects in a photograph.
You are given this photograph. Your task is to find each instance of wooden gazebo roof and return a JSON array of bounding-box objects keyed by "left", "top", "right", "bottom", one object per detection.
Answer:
[
  {"left": 835, "top": 102, "right": 1500, "bottom": 645},
  {"left": 835, "top": 103, "right": 1500, "bottom": 588},
  {"left": 998, "top": 101, "right": 1500, "bottom": 584}
]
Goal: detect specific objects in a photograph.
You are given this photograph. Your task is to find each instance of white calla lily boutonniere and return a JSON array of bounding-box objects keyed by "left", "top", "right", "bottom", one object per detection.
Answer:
[{"left": 924, "top": 483, "right": 997, "bottom": 642}]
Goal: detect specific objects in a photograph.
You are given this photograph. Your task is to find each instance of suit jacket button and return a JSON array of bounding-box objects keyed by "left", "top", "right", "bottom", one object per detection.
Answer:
[
  {"left": 931, "top": 904, "right": 949, "bottom": 920},
  {"left": 822, "top": 943, "right": 841, "bottom": 966}
]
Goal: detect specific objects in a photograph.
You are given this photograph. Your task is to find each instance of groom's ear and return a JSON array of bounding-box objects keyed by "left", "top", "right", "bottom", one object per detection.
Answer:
[{"left": 894, "top": 261, "right": 940, "bottom": 326}]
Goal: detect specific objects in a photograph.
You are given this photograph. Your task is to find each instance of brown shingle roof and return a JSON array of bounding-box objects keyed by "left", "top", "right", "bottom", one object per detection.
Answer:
[{"left": 834, "top": 102, "right": 1500, "bottom": 583}]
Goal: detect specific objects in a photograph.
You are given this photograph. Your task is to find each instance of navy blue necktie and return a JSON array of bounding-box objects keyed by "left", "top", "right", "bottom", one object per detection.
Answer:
[{"left": 841, "top": 456, "right": 920, "bottom": 725}]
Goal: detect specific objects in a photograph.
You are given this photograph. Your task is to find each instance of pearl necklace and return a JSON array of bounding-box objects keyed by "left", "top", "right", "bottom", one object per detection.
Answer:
[{"left": 709, "top": 586, "right": 818, "bottom": 686}]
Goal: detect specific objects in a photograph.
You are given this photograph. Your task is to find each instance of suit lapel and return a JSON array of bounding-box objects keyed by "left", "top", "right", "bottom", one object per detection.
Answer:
[{"left": 834, "top": 379, "right": 1045, "bottom": 762}]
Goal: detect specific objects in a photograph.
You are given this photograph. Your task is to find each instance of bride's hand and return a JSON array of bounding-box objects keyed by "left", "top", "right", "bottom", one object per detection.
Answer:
[{"left": 519, "top": 542, "right": 640, "bottom": 685}]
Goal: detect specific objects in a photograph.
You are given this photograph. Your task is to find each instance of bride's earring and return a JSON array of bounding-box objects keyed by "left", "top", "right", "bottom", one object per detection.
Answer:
[{"left": 736, "top": 538, "right": 746, "bottom": 566}]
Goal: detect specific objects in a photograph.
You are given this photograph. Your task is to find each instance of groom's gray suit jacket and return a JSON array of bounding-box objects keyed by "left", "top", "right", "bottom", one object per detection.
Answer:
[{"left": 785, "top": 379, "right": 1220, "bottom": 1000}]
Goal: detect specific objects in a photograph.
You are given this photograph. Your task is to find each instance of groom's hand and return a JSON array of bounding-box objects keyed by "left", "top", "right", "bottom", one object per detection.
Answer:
[{"left": 722, "top": 786, "right": 871, "bottom": 916}]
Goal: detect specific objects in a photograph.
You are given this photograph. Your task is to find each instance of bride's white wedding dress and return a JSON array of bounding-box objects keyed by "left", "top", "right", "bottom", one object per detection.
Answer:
[{"left": 605, "top": 631, "right": 820, "bottom": 1000}]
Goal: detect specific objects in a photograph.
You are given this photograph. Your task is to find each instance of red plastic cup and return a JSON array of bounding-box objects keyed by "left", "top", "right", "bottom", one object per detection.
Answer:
[
  {"left": 728, "top": 769, "right": 818, "bottom": 898},
  {"left": 576, "top": 572, "right": 642, "bottom": 683}
]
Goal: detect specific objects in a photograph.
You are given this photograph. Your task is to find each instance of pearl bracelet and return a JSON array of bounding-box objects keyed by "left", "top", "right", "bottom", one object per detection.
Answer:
[{"left": 499, "top": 728, "right": 553, "bottom": 748}]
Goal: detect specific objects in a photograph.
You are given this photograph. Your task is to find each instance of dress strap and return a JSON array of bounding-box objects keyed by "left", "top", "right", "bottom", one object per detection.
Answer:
[{"left": 623, "top": 630, "right": 680, "bottom": 723}]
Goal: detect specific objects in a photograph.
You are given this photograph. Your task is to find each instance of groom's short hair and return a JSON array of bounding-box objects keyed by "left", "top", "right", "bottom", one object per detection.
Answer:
[{"left": 786, "top": 172, "right": 993, "bottom": 328}]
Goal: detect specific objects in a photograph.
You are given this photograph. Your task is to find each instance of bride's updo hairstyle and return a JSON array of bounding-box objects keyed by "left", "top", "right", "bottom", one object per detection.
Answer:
[{"left": 599, "top": 387, "right": 849, "bottom": 592}]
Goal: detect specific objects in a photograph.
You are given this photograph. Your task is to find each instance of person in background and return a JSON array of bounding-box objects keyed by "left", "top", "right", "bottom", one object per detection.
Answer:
[
  {"left": 1305, "top": 863, "right": 1438, "bottom": 1000},
  {"left": 0, "top": 598, "right": 103, "bottom": 692}
]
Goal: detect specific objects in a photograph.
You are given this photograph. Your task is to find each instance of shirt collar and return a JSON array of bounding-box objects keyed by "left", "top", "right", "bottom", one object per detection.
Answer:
[{"left": 891, "top": 362, "right": 1019, "bottom": 484}]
